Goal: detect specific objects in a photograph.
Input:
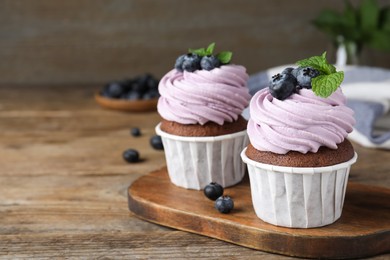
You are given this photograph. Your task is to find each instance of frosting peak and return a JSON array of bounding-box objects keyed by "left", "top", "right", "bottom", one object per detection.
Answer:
[
  {"left": 247, "top": 88, "right": 355, "bottom": 154},
  {"left": 157, "top": 65, "right": 251, "bottom": 125}
]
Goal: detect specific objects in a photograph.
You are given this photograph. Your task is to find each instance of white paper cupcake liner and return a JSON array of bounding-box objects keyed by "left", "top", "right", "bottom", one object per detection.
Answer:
[
  {"left": 241, "top": 148, "right": 358, "bottom": 228},
  {"left": 156, "top": 123, "right": 248, "bottom": 190}
]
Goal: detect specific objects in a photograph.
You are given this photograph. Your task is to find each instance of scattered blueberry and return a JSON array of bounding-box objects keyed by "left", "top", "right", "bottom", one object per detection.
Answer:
[
  {"left": 215, "top": 196, "right": 234, "bottom": 214},
  {"left": 123, "top": 149, "right": 140, "bottom": 163},
  {"left": 182, "top": 53, "right": 201, "bottom": 72},
  {"left": 175, "top": 55, "right": 186, "bottom": 72},
  {"left": 281, "top": 67, "right": 294, "bottom": 74},
  {"left": 200, "top": 55, "right": 221, "bottom": 71},
  {"left": 296, "top": 67, "right": 320, "bottom": 89},
  {"left": 204, "top": 182, "right": 224, "bottom": 201},
  {"left": 150, "top": 135, "right": 164, "bottom": 150},
  {"left": 269, "top": 73, "right": 297, "bottom": 100},
  {"left": 131, "top": 127, "right": 141, "bottom": 137}
]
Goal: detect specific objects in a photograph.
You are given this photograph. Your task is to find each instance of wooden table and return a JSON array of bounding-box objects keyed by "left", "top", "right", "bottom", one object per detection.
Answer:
[{"left": 1, "top": 85, "right": 389, "bottom": 259}]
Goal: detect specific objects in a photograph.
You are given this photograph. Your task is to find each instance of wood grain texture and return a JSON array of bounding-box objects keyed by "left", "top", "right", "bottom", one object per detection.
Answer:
[
  {"left": 0, "top": 0, "right": 389, "bottom": 85},
  {"left": 128, "top": 168, "right": 390, "bottom": 259},
  {"left": 0, "top": 84, "right": 389, "bottom": 259}
]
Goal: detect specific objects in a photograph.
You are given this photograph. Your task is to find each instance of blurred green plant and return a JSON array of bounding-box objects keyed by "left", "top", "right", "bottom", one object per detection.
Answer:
[{"left": 313, "top": 0, "right": 390, "bottom": 64}]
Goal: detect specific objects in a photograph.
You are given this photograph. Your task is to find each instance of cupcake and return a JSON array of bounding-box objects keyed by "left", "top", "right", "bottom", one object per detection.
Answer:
[
  {"left": 241, "top": 52, "right": 357, "bottom": 228},
  {"left": 156, "top": 43, "right": 251, "bottom": 190}
]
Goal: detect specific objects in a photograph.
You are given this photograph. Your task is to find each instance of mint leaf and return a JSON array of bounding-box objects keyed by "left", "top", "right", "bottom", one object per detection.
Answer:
[
  {"left": 217, "top": 51, "right": 232, "bottom": 64},
  {"left": 206, "top": 42, "right": 215, "bottom": 56},
  {"left": 311, "top": 71, "right": 344, "bottom": 98},
  {"left": 189, "top": 47, "right": 206, "bottom": 56},
  {"left": 296, "top": 52, "right": 336, "bottom": 75}
]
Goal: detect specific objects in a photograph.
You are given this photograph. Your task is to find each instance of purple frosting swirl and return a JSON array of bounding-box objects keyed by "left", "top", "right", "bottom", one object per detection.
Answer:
[
  {"left": 247, "top": 88, "right": 355, "bottom": 154},
  {"left": 157, "top": 65, "right": 251, "bottom": 125}
]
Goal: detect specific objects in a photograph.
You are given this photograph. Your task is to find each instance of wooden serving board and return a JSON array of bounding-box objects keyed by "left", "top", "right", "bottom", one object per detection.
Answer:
[{"left": 128, "top": 168, "right": 390, "bottom": 259}]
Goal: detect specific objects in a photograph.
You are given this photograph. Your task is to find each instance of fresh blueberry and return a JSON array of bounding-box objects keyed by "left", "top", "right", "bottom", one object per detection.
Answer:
[
  {"left": 269, "top": 73, "right": 297, "bottom": 100},
  {"left": 142, "top": 90, "right": 160, "bottom": 100},
  {"left": 200, "top": 55, "right": 221, "bottom": 71},
  {"left": 131, "top": 127, "right": 141, "bottom": 137},
  {"left": 175, "top": 54, "right": 186, "bottom": 72},
  {"left": 204, "top": 182, "right": 224, "bottom": 201},
  {"left": 136, "top": 74, "right": 153, "bottom": 89},
  {"left": 120, "top": 79, "right": 134, "bottom": 92},
  {"left": 130, "top": 81, "right": 146, "bottom": 94},
  {"left": 123, "top": 149, "right": 140, "bottom": 163},
  {"left": 146, "top": 77, "right": 159, "bottom": 91},
  {"left": 125, "top": 91, "right": 141, "bottom": 100},
  {"left": 296, "top": 67, "right": 320, "bottom": 89},
  {"left": 150, "top": 135, "right": 164, "bottom": 150},
  {"left": 281, "top": 67, "right": 294, "bottom": 74},
  {"left": 291, "top": 68, "right": 300, "bottom": 78},
  {"left": 182, "top": 53, "right": 201, "bottom": 72},
  {"left": 103, "top": 81, "right": 125, "bottom": 98},
  {"left": 215, "top": 196, "right": 234, "bottom": 214}
]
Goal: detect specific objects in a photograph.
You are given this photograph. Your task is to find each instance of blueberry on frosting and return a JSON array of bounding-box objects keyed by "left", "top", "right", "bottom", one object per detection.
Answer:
[
  {"left": 296, "top": 67, "right": 320, "bottom": 89},
  {"left": 182, "top": 53, "right": 201, "bottom": 72},
  {"left": 268, "top": 52, "right": 344, "bottom": 100},
  {"left": 269, "top": 73, "right": 297, "bottom": 100},
  {"left": 200, "top": 55, "right": 221, "bottom": 71},
  {"left": 174, "top": 43, "right": 232, "bottom": 72}
]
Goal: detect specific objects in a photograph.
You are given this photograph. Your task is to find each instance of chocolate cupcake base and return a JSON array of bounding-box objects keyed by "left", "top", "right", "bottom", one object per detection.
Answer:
[
  {"left": 245, "top": 139, "right": 355, "bottom": 167},
  {"left": 160, "top": 115, "right": 247, "bottom": 137}
]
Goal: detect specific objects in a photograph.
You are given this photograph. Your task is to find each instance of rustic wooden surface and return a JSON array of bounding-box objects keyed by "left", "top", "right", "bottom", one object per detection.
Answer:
[
  {"left": 128, "top": 169, "right": 390, "bottom": 259},
  {"left": 0, "top": 84, "right": 389, "bottom": 259},
  {"left": 1, "top": 0, "right": 390, "bottom": 85}
]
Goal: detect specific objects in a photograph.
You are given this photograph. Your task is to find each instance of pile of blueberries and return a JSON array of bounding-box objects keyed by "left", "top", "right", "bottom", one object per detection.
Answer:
[
  {"left": 100, "top": 74, "right": 160, "bottom": 100},
  {"left": 204, "top": 182, "right": 234, "bottom": 214},
  {"left": 269, "top": 66, "right": 320, "bottom": 100},
  {"left": 175, "top": 53, "right": 223, "bottom": 72}
]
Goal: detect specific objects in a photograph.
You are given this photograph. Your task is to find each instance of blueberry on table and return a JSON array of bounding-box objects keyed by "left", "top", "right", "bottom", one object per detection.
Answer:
[
  {"left": 182, "top": 53, "right": 201, "bottom": 72},
  {"left": 150, "top": 135, "right": 164, "bottom": 150},
  {"left": 269, "top": 73, "right": 297, "bottom": 100},
  {"left": 204, "top": 182, "right": 224, "bottom": 201},
  {"left": 296, "top": 67, "right": 320, "bottom": 89},
  {"left": 131, "top": 127, "right": 141, "bottom": 137},
  {"left": 200, "top": 55, "right": 221, "bottom": 71},
  {"left": 215, "top": 196, "right": 234, "bottom": 214},
  {"left": 123, "top": 149, "right": 140, "bottom": 163}
]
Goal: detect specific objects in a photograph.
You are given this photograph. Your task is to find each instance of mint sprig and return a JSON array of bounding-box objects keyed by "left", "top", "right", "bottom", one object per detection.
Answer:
[
  {"left": 216, "top": 51, "right": 232, "bottom": 64},
  {"left": 188, "top": 43, "right": 232, "bottom": 64},
  {"left": 296, "top": 52, "right": 344, "bottom": 98},
  {"left": 312, "top": 72, "right": 344, "bottom": 98}
]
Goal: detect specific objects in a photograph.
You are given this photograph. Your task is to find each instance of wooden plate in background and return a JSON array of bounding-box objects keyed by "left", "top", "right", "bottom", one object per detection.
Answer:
[{"left": 95, "top": 93, "right": 158, "bottom": 112}]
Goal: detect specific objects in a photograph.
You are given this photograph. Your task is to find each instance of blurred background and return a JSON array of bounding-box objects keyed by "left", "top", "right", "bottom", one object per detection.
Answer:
[{"left": 0, "top": 0, "right": 389, "bottom": 85}]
